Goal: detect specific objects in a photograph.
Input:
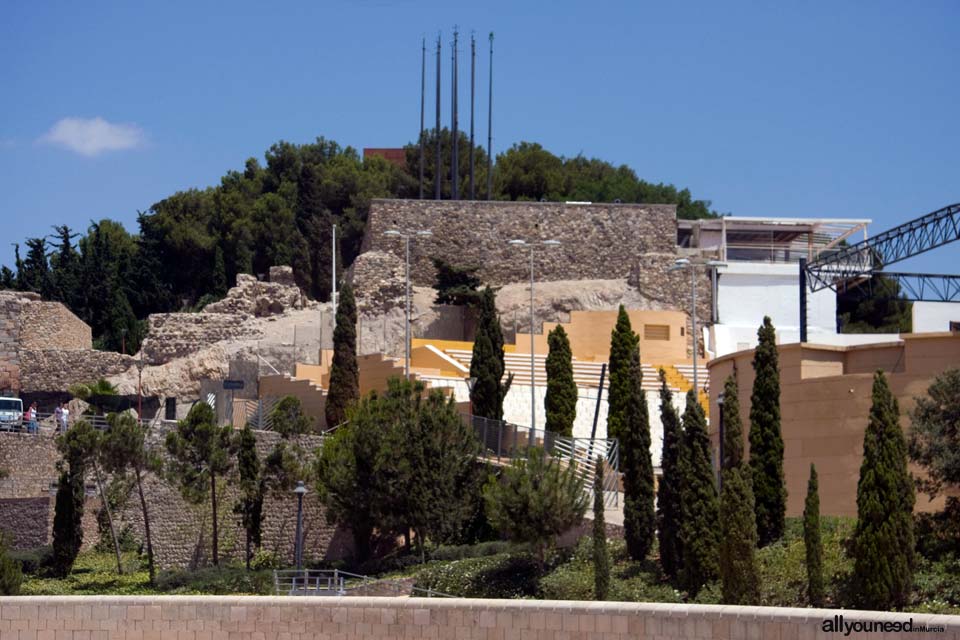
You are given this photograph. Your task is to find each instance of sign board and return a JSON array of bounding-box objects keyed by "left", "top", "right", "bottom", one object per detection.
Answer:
[{"left": 223, "top": 379, "right": 245, "bottom": 390}]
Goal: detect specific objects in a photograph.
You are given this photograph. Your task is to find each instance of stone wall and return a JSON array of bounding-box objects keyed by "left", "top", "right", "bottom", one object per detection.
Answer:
[
  {"left": 0, "top": 497, "right": 50, "bottom": 548},
  {"left": 0, "top": 293, "right": 21, "bottom": 394},
  {"left": 18, "top": 301, "right": 92, "bottom": 350},
  {"left": 363, "top": 199, "right": 678, "bottom": 287},
  {"left": 0, "top": 596, "right": 955, "bottom": 639},
  {"left": 0, "top": 429, "right": 348, "bottom": 567},
  {"left": 142, "top": 314, "right": 264, "bottom": 364},
  {"left": 19, "top": 349, "right": 136, "bottom": 393}
]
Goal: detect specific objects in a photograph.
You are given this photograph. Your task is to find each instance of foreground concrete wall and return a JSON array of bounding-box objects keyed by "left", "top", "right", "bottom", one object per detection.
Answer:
[{"left": 0, "top": 596, "right": 956, "bottom": 639}]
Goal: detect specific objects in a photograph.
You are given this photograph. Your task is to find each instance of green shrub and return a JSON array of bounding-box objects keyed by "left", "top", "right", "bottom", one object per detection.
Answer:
[
  {"left": 915, "top": 497, "right": 960, "bottom": 562},
  {"left": 154, "top": 566, "right": 274, "bottom": 595},
  {"left": 431, "top": 540, "right": 514, "bottom": 562},
  {"left": 414, "top": 553, "right": 540, "bottom": 599},
  {"left": 9, "top": 546, "right": 53, "bottom": 575},
  {"left": 911, "top": 555, "right": 960, "bottom": 612},
  {"left": 0, "top": 536, "right": 23, "bottom": 595},
  {"left": 249, "top": 550, "right": 281, "bottom": 571}
]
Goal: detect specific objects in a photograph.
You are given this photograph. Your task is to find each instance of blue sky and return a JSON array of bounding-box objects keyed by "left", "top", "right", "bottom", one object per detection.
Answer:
[{"left": 1, "top": 1, "right": 957, "bottom": 273}]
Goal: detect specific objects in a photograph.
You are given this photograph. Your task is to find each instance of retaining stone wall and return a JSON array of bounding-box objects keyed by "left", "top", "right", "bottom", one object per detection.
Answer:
[
  {"left": 0, "top": 497, "right": 50, "bottom": 548},
  {"left": 0, "top": 596, "right": 955, "bottom": 639},
  {"left": 363, "top": 200, "right": 678, "bottom": 287},
  {"left": 19, "top": 349, "right": 136, "bottom": 393},
  {"left": 142, "top": 314, "right": 263, "bottom": 365}
]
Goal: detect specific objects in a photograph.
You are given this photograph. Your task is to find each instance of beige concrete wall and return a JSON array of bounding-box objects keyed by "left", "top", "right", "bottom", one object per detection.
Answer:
[
  {"left": 0, "top": 596, "right": 955, "bottom": 639},
  {"left": 708, "top": 333, "right": 960, "bottom": 517}
]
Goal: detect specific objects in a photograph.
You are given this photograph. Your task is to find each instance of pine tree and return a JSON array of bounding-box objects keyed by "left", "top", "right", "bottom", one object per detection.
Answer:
[
  {"left": 607, "top": 305, "right": 639, "bottom": 441},
  {"left": 212, "top": 245, "right": 228, "bottom": 297},
  {"left": 656, "top": 369, "right": 684, "bottom": 582},
  {"left": 545, "top": 325, "right": 577, "bottom": 437},
  {"left": 235, "top": 425, "right": 263, "bottom": 570},
  {"left": 622, "top": 348, "right": 655, "bottom": 561},
  {"left": 295, "top": 163, "right": 333, "bottom": 301},
  {"left": 325, "top": 282, "right": 359, "bottom": 428},
  {"left": 721, "top": 371, "right": 744, "bottom": 471},
  {"left": 719, "top": 467, "right": 760, "bottom": 604},
  {"left": 20, "top": 237, "right": 54, "bottom": 298},
  {"left": 803, "top": 464, "right": 824, "bottom": 607},
  {"left": 678, "top": 390, "right": 720, "bottom": 596},
  {"left": 165, "top": 402, "right": 236, "bottom": 566},
  {"left": 49, "top": 225, "right": 81, "bottom": 308},
  {"left": 470, "top": 288, "right": 512, "bottom": 421},
  {"left": 0, "top": 266, "right": 14, "bottom": 290},
  {"left": 593, "top": 456, "right": 610, "bottom": 600},
  {"left": 851, "top": 371, "right": 915, "bottom": 610},
  {"left": 749, "top": 316, "right": 786, "bottom": 546}
]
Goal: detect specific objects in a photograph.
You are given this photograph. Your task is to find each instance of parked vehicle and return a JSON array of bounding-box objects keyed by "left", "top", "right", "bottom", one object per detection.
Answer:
[{"left": 0, "top": 397, "right": 23, "bottom": 430}]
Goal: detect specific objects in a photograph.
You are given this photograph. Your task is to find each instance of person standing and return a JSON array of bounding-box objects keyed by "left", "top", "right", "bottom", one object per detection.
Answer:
[
  {"left": 26, "top": 402, "right": 38, "bottom": 434},
  {"left": 59, "top": 402, "right": 69, "bottom": 433}
]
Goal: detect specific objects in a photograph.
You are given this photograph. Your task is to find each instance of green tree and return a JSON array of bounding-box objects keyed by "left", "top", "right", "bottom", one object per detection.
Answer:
[
  {"left": 19, "top": 237, "right": 54, "bottom": 298},
  {"left": 325, "top": 282, "right": 359, "bottom": 428},
  {"left": 101, "top": 413, "right": 161, "bottom": 583},
  {"left": 545, "top": 325, "right": 577, "bottom": 437},
  {"left": 622, "top": 349, "right": 655, "bottom": 561},
  {"left": 656, "top": 370, "right": 684, "bottom": 582},
  {"left": 804, "top": 464, "right": 824, "bottom": 607},
  {"left": 404, "top": 128, "right": 490, "bottom": 201},
  {"left": 593, "top": 456, "right": 610, "bottom": 601},
  {"left": 50, "top": 467, "right": 84, "bottom": 577},
  {"left": 211, "top": 245, "right": 228, "bottom": 297},
  {"left": 483, "top": 447, "right": 587, "bottom": 570},
  {"left": 678, "top": 390, "right": 720, "bottom": 596},
  {"left": 0, "top": 534, "right": 22, "bottom": 595},
  {"left": 270, "top": 396, "right": 314, "bottom": 437},
  {"left": 49, "top": 225, "right": 81, "bottom": 308},
  {"left": 838, "top": 274, "right": 912, "bottom": 334},
  {"left": 749, "top": 316, "right": 786, "bottom": 547},
  {"left": 295, "top": 162, "right": 333, "bottom": 301},
  {"left": 607, "top": 305, "right": 639, "bottom": 441},
  {"left": 165, "top": 402, "right": 235, "bottom": 566},
  {"left": 721, "top": 371, "right": 744, "bottom": 471},
  {"left": 907, "top": 368, "right": 960, "bottom": 499},
  {"left": 234, "top": 424, "right": 263, "bottom": 570},
  {"left": 0, "top": 266, "right": 14, "bottom": 289},
  {"left": 851, "top": 371, "right": 915, "bottom": 611},
  {"left": 719, "top": 466, "right": 760, "bottom": 605},
  {"left": 469, "top": 288, "right": 512, "bottom": 421},
  {"left": 432, "top": 257, "right": 482, "bottom": 306}
]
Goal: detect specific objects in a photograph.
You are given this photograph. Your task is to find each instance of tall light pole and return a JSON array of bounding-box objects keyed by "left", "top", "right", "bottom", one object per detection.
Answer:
[
  {"left": 293, "top": 480, "right": 307, "bottom": 570},
  {"left": 384, "top": 229, "right": 433, "bottom": 378},
  {"left": 508, "top": 238, "right": 561, "bottom": 444},
  {"left": 667, "top": 257, "right": 726, "bottom": 394}
]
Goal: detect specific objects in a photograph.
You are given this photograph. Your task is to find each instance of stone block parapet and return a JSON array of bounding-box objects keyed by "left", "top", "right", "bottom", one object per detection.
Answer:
[{"left": 0, "top": 596, "right": 955, "bottom": 639}]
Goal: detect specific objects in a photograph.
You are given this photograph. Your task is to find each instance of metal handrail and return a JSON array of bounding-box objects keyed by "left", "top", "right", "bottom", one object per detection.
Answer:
[{"left": 273, "top": 569, "right": 454, "bottom": 598}]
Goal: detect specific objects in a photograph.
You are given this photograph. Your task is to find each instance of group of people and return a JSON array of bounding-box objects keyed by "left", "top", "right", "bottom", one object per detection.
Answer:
[{"left": 23, "top": 401, "right": 70, "bottom": 434}]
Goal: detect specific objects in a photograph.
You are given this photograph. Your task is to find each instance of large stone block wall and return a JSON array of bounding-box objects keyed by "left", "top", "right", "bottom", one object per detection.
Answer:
[
  {"left": 18, "top": 301, "right": 92, "bottom": 350},
  {"left": 19, "top": 349, "right": 136, "bottom": 394},
  {"left": 363, "top": 199, "right": 678, "bottom": 287},
  {"left": 142, "top": 313, "right": 264, "bottom": 364},
  {"left": 0, "top": 497, "right": 50, "bottom": 548},
  {"left": 0, "top": 596, "right": 955, "bottom": 639},
  {"left": 0, "top": 430, "right": 347, "bottom": 567}
]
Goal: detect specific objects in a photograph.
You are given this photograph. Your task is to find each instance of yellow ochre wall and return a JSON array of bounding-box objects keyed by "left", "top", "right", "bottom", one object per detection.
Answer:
[{"left": 708, "top": 333, "right": 960, "bottom": 517}]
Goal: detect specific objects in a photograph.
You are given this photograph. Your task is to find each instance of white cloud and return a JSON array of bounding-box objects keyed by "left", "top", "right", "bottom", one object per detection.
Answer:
[{"left": 40, "top": 116, "right": 145, "bottom": 156}]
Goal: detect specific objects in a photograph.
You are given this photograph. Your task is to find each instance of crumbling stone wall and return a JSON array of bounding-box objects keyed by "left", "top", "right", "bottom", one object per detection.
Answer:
[
  {"left": 142, "top": 314, "right": 263, "bottom": 365},
  {"left": 0, "top": 294, "right": 21, "bottom": 394},
  {"left": 203, "top": 270, "right": 307, "bottom": 317},
  {"left": 18, "top": 301, "right": 92, "bottom": 351},
  {"left": 363, "top": 199, "right": 678, "bottom": 286},
  {"left": 19, "top": 349, "right": 136, "bottom": 393},
  {"left": 348, "top": 250, "right": 406, "bottom": 315}
]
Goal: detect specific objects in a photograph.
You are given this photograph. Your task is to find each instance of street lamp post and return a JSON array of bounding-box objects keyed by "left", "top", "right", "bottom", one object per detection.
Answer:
[
  {"left": 384, "top": 229, "right": 433, "bottom": 379},
  {"left": 667, "top": 257, "right": 726, "bottom": 394},
  {"left": 293, "top": 480, "right": 307, "bottom": 570},
  {"left": 508, "top": 239, "right": 561, "bottom": 445}
]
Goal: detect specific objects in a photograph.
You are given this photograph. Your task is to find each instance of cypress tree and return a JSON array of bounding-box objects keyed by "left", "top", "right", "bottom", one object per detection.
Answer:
[
  {"left": 470, "top": 288, "right": 512, "bottom": 421},
  {"left": 607, "top": 305, "right": 638, "bottom": 441},
  {"left": 804, "top": 464, "right": 824, "bottom": 607},
  {"left": 325, "top": 282, "right": 359, "bottom": 428},
  {"left": 678, "top": 389, "right": 720, "bottom": 596},
  {"left": 622, "top": 348, "right": 655, "bottom": 561},
  {"left": 656, "top": 369, "right": 683, "bottom": 582},
  {"left": 851, "top": 371, "right": 915, "bottom": 610},
  {"left": 51, "top": 468, "right": 84, "bottom": 577},
  {"left": 719, "top": 467, "right": 760, "bottom": 604},
  {"left": 545, "top": 325, "right": 577, "bottom": 437},
  {"left": 235, "top": 425, "right": 263, "bottom": 570},
  {"left": 593, "top": 456, "right": 610, "bottom": 601},
  {"left": 749, "top": 316, "right": 786, "bottom": 546},
  {"left": 0, "top": 534, "right": 22, "bottom": 595},
  {"left": 721, "top": 371, "right": 744, "bottom": 471}
]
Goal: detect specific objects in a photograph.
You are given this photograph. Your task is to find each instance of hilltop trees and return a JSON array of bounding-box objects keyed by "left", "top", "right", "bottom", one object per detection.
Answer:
[
  {"left": 470, "top": 288, "right": 512, "bottom": 421},
  {"left": 749, "top": 316, "right": 786, "bottom": 547},
  {"left": 545, "top": 325, "right": 577, "bottom": 437},
  {"left": 656, "top": 370, "right": 684, "bottom": 582},
  {"left": 325, "top": 283, "right": 359, "bottom": 428},
  {"left": 851, "top": 371, "right": 915, "bottom": 611},
  {"left": 678, "top": 390, "right": 720, "bottom": 596},
  {"left": 165, "top": 402, "right": 236, "bottom": 567}
]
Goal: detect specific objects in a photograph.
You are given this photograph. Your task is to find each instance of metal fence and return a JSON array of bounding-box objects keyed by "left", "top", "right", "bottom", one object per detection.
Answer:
[
  {"left": 1, "top": 411, "right": 162, "bottom": 437},
  {"left": 273, "top": 569, "right": 453, "bottom": 598},
  {"left": 466, "top": 414, "right": 620, "bottom": 507}
]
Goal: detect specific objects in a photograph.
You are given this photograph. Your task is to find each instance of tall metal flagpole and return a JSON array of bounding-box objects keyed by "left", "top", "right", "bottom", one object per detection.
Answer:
[
  {"left": 451, "top": 28, "right": 459, "bottom": 201},
  {"left": 434, "top": 35, "right": 442, "bottom": 200},
  {"left": 486, "top": 32, "right": 494, "bottom": 200},
  {"left": 469, "top": 33, "right": 476, "bottom": 200},
  {"left": 331, "top": 224, "right": 337, "bottom": 331},
  {"left": 529, "top": 246, "right": 536, "bottom": 445},
  {"left": 419, "top": 38, "right": 425, "bottom": 200}
]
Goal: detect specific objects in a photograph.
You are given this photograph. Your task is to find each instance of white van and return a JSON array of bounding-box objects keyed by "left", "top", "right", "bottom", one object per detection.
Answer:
[{"left": 0, "top": 397, "right": 23, "bottom": 430}]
